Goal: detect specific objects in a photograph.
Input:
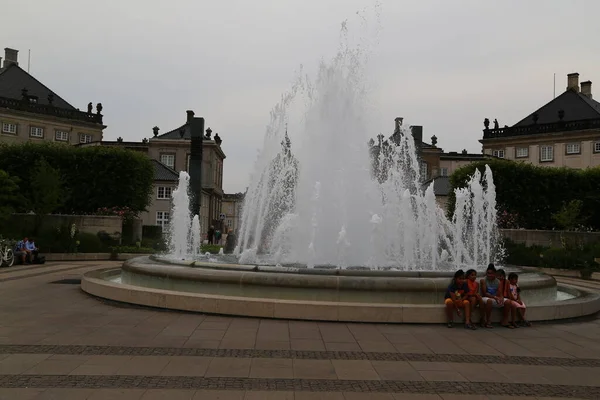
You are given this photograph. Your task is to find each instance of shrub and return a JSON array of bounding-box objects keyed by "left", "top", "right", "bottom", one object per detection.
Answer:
[
  {"left": 142, "top": 225, "right": 163, "bottom": 240},
  {"left": 0, "top": 142, "right": 154, "bottom": 215},
  {"left": 77, "top": 232, "right": 105, "bottom": 253},
  {"left": 141, "top": 237, "right": 167, "bottom": 251},
  {"left": 0, "top": 169, "right": 23, "bottom": 223},
  {"left": 449, "top": 160, "right": 600, "bottom": 230},
  {"left": 503, "top": 238, "right": 600, "bottom": 272},
  {"left": 200, "top": 244, "right": 223, "bottom": 254}
]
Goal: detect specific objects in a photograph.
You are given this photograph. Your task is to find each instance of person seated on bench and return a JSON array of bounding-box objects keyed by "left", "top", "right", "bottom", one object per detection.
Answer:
[
  {"left": 14, "top": 237, "right": 31, "bottom": 264},
  {"left": 25, "top": 237, "right": 39, "bottom": 263}
]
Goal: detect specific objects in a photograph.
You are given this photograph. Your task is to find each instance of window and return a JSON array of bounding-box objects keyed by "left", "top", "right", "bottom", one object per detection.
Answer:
[
  {"left": 566, "top": 143, "right": 581, "bottom": 155},
  {"left": 157, "top": 186, "right": 173, "bottom": 200},
  {"left": 79, "top": 133, "right": 93, "bottom": 143},
  {"left": 2, "top": 123, "right": 17, "bottom": 134},
  {"left": 515, "top": 147, "right": 529, "bottom": 158},
  {"left": 540, "top": 145, "right": 554, "bottom": 162},
  {"left": 156, "top": 211, "right": 170, "bottom": 231},
  {"left": 30, "top": 126, "right": 44, "bottom": 138},
  {"left": 55, "top": 130, "right": 69, "bottom": 142},
  {"left": 595, "top": 141, "right": 600, "bottom": 153},
  {"left": 420, "top": 161, "right": 428, "bottom": 181},
  {"left": 440, "top": 167, "right": 448, "bottom": 177},
  {"left": 160, "top": 154, "right": 175, "bottom": 169},
  {"left": 492, "top": 149, "right": 505, "bottom": 158}
]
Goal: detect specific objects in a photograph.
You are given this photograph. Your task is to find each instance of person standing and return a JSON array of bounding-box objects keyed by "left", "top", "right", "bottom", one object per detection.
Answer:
[{"left": 207, "top": 226, "right": 215, "bottom": 244}]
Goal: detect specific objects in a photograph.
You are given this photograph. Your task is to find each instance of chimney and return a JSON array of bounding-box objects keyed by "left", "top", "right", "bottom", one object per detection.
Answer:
[
  {"left": 410, "top": 125, "right": 423, "bottom": 145},
  {"left": 394, "top": 117, "right": 403, "bottom": 134},
  {"left": 186, "top": 110, "right": 195, "bottom": 123},
  {"left": 3, "top": 48, "right": 18, "bottom": 68},
  {"left": 581, "top": 81, "right": 592, "bottom": 99},
  {"left": 566, "top": 72, "right": 579, "bottom": 92}
]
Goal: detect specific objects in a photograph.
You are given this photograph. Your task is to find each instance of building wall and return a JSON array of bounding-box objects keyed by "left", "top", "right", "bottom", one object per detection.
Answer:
[
  {"left": 222, "top": 197, "right": 243, "bottom": 234},
  {"left": 0, "top": 109, "right": 103, "bottom": 145},
  {"left": 142, "top": 181, "right": 178, "bottom": 230},
  {"left": 482, "top": 131, "right": 600, "bottom": 169},
  {"left": 435, "top": 196, "right": 449, "bottom": 212},
  {"left": 147, "top": 140, "right": 224, "bottom": 188},
  {"left": 420, "top": 151, "right": 441, "bottom": 180},
  {"left": 438, "top": 159, "right": 478, "bottom": 176},
  {"left": 8, "top": 214, "right": 122, "bottom": 236},
  {"left": 146, "top": 138, "right": 225, "bottom": 232}
]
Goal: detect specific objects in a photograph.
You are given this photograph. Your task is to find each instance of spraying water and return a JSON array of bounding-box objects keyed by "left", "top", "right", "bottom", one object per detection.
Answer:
[
  {"left": 166, "top": 10, "right": 501, "bottom": 270},
  {"left": 230, "top": 18, "right": 500, "bottom": 270}
]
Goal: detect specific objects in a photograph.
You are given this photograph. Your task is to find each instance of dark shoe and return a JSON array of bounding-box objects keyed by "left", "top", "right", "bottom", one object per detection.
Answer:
[
  {"left": 465, "top": 323, "right": 477, "bottom": 330},
  {"left": 447, "top": 322, "right": 453, "bottom": 328}
]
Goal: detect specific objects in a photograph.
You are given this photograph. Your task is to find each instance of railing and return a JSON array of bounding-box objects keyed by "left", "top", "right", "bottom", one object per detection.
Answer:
[
  {"left": 483, "top": 118, "right": 600, "bottom": 139},
  {"left": 0, "top": 96, "right": 103, "bottom": 125}
]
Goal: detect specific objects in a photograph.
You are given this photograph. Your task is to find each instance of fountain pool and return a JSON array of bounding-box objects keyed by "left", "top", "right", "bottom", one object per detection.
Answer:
[{"left": 81, "top": 15, "right": 600, "bottom": 323}]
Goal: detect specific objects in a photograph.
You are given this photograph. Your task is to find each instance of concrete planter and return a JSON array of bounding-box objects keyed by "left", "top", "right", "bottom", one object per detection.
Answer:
[
  {"left": 45, "top": 253, "right": 152, "bottom": 262},
  {"left": 522, "top": 266, "right": 600, "bottom": 281}
]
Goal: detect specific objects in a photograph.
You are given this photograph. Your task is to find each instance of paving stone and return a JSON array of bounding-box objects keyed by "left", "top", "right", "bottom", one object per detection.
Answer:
[
  {"left": 4, "top": 344, "right": 600, "bottom": 367},
  {"left": 0, "top": 376, "right": 596, "bottom": 398},
  {"left": 1, "top": 261, "right": 600, "bottom": 398}
]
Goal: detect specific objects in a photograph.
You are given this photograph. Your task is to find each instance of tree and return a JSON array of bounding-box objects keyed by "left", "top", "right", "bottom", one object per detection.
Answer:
[
  {"left": 552, "top": 200, "right": 587, "bottom": 231},
  {"left": 0, "top": 169, "right": 22, "bottom": 223},
  {"left": 28, "top": 158, "right": 64, "bottom": 231}
]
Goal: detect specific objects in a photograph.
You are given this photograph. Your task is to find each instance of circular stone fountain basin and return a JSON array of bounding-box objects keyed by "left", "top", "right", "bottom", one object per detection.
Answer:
[{"left": 81, "top": 256, "right": 600, "bottom": 323}]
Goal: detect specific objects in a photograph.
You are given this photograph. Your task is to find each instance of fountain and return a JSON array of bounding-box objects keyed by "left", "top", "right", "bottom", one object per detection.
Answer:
[{"left": 81, "top": 17, "right": 600, "bottom": 323}]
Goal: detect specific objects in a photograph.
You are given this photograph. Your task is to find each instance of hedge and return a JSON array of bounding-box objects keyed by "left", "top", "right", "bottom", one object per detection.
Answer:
[
  {"left": 0, "top": 142, "right": 154, "bottom": 215},
  {"left": 503, "top": 239, "right": 600, "bottom": 274},
  {"left": 448, "top": 159, "right": 600, "bottom": 230}
]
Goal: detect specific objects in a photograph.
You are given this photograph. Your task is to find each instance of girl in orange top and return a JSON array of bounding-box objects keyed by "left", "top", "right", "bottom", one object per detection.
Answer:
[{"left": 465, "top": 269, "right": 487, "bottom": 327}]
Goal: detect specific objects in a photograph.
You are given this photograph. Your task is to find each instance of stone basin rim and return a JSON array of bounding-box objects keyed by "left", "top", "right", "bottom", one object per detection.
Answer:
[
  {"left": 81, "top": 267, "right": 600, "bottom": 323},
  {"left": 130, "top": 256, "right": 556, "bottom": 292}
]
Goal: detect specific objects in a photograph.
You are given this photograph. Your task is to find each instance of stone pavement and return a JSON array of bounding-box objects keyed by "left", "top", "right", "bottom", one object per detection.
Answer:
[{"left": 0, "top": 261, "right": 599, "bottom": 399}]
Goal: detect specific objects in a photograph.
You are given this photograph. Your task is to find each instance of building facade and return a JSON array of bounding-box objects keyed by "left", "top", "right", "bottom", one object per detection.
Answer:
[
  {"left": 480, "top": 73, "right": 600, "bottom": 168},
  {"left": 222, "top": 193, "right": 245, "bottom": 234},
  {"left": 150, "top": 110, "right": 226, "bottom": 233},
  {"left": 80, "top": 110, "right": 226, "bottom": 235},
  {"left": 0, "top": 47, "right": 105, "bottom": 145}
]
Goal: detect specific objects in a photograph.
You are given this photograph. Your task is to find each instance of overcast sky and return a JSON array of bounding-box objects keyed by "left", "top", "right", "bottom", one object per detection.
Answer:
[{"left": 2, "top": 0, "right": 599, "bottom": 192}]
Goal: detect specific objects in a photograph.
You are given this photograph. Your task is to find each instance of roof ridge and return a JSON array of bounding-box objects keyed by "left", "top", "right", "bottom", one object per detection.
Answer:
[
  {"left": 152, "top": 158, "right": 179, "bottom": 175},
  {"left": 156, "top": 122, "right": 189, "bottom": 138},
  {"left": 1, "top": 64, "right": 76, "bottom": 109},
  {"left": 575, "top": 91, "right": 600, "bottom": 116}
]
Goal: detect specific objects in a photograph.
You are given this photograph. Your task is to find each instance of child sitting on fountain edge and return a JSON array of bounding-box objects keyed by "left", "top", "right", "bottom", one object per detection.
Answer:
[
  {"left": 444, "top": 269, "right": 475, "bottom": 329},
  {"left": 465, "top": 269, "right": 488, "bottom": 328}
]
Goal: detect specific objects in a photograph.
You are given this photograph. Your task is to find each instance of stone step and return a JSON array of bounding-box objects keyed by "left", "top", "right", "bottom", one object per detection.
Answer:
[{"left": 556, "top": 276, "right": 600, "bottom": 292}]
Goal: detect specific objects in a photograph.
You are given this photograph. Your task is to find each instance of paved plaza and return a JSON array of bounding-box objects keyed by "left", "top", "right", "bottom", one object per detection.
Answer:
[{"left": 0, "top": 261, "right": 599, "bottom": 399}]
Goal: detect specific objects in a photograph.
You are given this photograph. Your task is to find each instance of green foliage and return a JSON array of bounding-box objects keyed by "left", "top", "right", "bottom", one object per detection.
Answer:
[
  {"left": 29, "top": 158, "right": 64, "bottom": 233},
  {"left": 201, "top": 244, "right": 223, "bottom": 254},
  {"left": 76, "top": 233, "right": 105, "bottom": 253},
  {"left": 0, "top": 142, "right": 154, "bottom": 215},
  {"left": 141, "top": 238, "right": 167, "bottom": 251},
  {"left": 448, "top": 159, "right": 600, "bottom": 230},
  {"left": 142, "top": 225, "right": 163, "bottom": 240},
  {"left": 0, "top": 169, "right": 23, "bottom": 222},
  {"left": 503, "top": 238, "right": 600, "bottom": 272},
  {"left": 552, "top": 200, "right": 587, "bottom": 231}
]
